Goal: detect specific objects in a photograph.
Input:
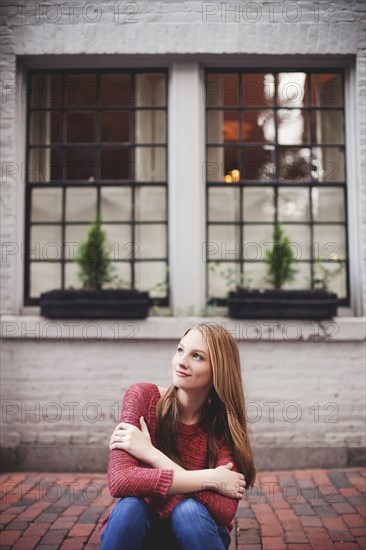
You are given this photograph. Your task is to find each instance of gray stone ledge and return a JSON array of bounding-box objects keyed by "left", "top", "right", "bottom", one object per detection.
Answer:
[
  {"left": 1, "top": 315, "right": 365, "bottom": 342},
  {"left": 1, "top": 445, "right": 364, "bottom": 473}
]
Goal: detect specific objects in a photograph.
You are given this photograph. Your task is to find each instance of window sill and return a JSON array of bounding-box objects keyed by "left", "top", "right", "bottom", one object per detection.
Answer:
[{"left": 1, "top": 311, "right": 365, "bottom": 342}]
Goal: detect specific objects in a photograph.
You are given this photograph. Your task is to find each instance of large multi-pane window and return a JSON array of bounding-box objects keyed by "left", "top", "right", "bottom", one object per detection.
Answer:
[
  {"left": 25, "top": 70, "right": 168, "bottom": 305},
  {"left": 205, "top": 70, "right": 349, "bottom": 305}
]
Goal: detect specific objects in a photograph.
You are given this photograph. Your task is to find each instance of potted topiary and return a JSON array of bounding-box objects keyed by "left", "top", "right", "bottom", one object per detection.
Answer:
[
  {"left": 40, "top": 215, "right": 150, "bottom": 319},
  {"left": 225, "top": 223, "right": 340, "bottom": 320}
]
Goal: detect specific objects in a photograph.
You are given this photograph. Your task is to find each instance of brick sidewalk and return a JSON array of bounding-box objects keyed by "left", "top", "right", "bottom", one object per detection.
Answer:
[{"left": 0, "top": 468, "right": 365, "bottom": 549}]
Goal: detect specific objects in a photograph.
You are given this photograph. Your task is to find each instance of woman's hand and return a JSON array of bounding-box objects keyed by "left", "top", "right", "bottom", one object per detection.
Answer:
[
  {"left": 213, "top": 462, "right": 246, "bottom": 500},
  {"left": 109, "top": 416, "right": 155, "bottom": 464}
]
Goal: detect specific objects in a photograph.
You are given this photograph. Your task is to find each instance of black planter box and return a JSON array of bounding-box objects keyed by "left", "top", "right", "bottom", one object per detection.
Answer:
[
  {"left": 228, "top": 289, "right": 338, "bottom": 320},
  {"left": 40, "top": 289, "right": 150, "bottom": 319}
]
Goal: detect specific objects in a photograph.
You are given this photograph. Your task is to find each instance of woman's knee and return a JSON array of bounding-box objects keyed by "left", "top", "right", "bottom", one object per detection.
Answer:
[
  {"left": 109, "top": 497, "right": 151, "bottom": 525},
  {"left": 171, "top": 498, "right": 209, "bottom": 523}
]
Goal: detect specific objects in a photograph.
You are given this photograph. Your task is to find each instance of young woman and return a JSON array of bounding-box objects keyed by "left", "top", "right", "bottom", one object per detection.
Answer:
[{"left": 99, "top": 322, "right": 256, "bottom": 550}]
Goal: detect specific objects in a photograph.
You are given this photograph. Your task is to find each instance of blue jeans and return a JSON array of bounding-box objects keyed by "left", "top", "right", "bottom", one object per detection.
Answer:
[{"left": 100, "top": 497, "right": 231, "bottom": 550}]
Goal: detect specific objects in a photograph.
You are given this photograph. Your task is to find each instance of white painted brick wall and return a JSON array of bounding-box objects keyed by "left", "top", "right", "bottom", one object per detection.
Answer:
[{"left": 1, "top": 339, "right": 365, "bottom": 456}]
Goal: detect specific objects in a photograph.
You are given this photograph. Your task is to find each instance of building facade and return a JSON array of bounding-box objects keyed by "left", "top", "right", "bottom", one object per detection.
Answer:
[{"left": 1, "top": 0, "right": 365, "bottom": 470}]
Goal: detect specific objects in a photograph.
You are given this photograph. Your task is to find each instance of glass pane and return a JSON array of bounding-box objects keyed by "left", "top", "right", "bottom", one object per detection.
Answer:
[
  {"left": 208, "top": 188, "right": 240, "bottom": 222},
  {"left": 65, "top": 187, "right": 97, "bottom": 221},
  {"left": 282, "top": 262, "right": 311, "bottom": 290},
  {"left": 64, "top": 225, "right": 89, "bottom": 260},
  {"left": 101, "top": 74, "right": 132, "bottom": 106},
  {"left": 65, "top": 75, "right": 97, "bottom": 107},
  {"left": 242, "top": 147, "right": 275, "bottom": 181},
  {"left": 66, "top": 113, "right": 96, "bottom": 143},
  {"left": 31, "top": 188, "right": 63, "bottom": 222},
  {"left": 28, "top": 148, "right": 62, "bottom": 182},
  {"left": 109, "top": 262, "right": 132, "bottom": 288},
  {"left": 206, "top": 74, "right": 239, "bottom": 106},
  {"left": 278, "top": 147, "right": 310, "bottom": 182},
  {"left": 135, "top": 147, "right": 166, "bottom": 181},
  {"left": 312, "top": 147, "right": 345, "bottom": 182},
  {"left": 66, "top": 148, "right": 98, "bottom": 180},
  {"left": 242, "top": 262, "right": 268, "bottom": 288},
  {"left": 312, "top": 187, "right": 345, "bottom": 222},
  {"left": 314, "top": 261, "right": 346, "bottom": 297},
  {"left": 311, "top": 111, "right": 344, "bottom": 144},
  {"left": 135, "top": 187, "right": 166, "bottom": 221},
  {"left": 207, "top": 111, "right": 238, "bottom": 143},
  {"left": 273, "top": 224, "right": 311, "bottom": 260},
  {"left": 31, "top": 75, "right": 62, "bottom": 108},
  {"left": 101, "top": 112, "right": 130, "bottom": 143},
  {"left": 103, "top": 224, "right": 132, "bottom": 261},
  {"left": 278, "top": 187, "right": 310, "bottom": 222},
  {"left": 64, "top": 262, "right": 81, "bottom": 289},
  {"left": 135, "top": 224, "right": 166, "bottom": 258},
  {"left": 208, "top": 262, "right": 239, "bottom": 298},
  {"left": 208, "top": 225, "right": 240, "bottom": 261},
  {"left": 29, "top": 112, "right": 62, "bottom": 144},
  {"left": 135, "top": 262, "right": 167, "bottom": 294},
  {"left": 276, "top": 73, "right": 309, "bottom": 107},
  {"left": 101, "top": 148, "right": 130, "bottom": 180},
  {"left": 207, "top": 147, "right": 239, "bottom": 182},
  {"left": 100, "top": 187, "right": 132, "bottom": 221},
  {"left": 243, "top": 187, "right": 275, "bottom": 222},
  {"left": 242, "top": 73, "right": 275, "bottom": 106},
  {"left": 311, "top": 74, "right": 343, "bottom": 107},
  {"left": 136, "top": 74, "right": 166, "bottom": 107},
  {"left": 30, "top": 225, "right": 62, "bottom": 260},
  {"left": 277, "top": 109, "right": 309, "bottom": 145},
  {"left": 244, "top": 225, "right": 274, "bottom": 262},
  {"left": 313, "top": 225, "right": 346, "bottom": 261},
  {"left": 30, "top": 262, "right": 61, "bottom": 297},
  {"left": 243, "top": 110, "right": 275, "bottom": 143},
  {"left": 135, "top": 111, "right": 166, "bottom": 144}
]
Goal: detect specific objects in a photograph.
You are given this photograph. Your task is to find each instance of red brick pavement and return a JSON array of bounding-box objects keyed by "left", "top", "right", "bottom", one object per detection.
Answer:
[{"left": 0, "top": 468, "right": 364, "bottom": 549}]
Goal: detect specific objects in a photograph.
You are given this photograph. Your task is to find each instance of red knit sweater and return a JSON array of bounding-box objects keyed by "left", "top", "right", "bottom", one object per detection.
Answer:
[{"left": 99, "top": 382, "right": 240, "bottom": 538}]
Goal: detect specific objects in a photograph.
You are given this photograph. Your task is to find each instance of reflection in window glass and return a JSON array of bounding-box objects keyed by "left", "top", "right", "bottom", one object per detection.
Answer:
[
  {"left": 312, "top": 147, "right": 345, "bottom": 182},
  {"left": 31, "top": 188, "right": 63, "bottom": 222},
  {"left": 100, "top": 74, "right": 132, "bottom": 106},
  {"left": 136, "top": 110, "right": 166, "bottom": 144},
  {"left": 135, "top": 262, "right": 167, "bottom": 295},
  {"left": 207, "top": 111, "right": 239, "bottom": 143},
  {"left": 65, "top": 75, "right": 97, "bottom": 107},
  {"left": 311, "top": 74, "right": 343, "bottom": 107},
  {"left": 66, "top": 148, "right": 98, "bottom": 180},
  {"left": 243, "top": 110, "right": 275, "bottom": 143},
  {"left": 208, "top": 188, "right": 240, "bottom": 221},
  {"left": 101, "top": 187, "right": 132, "bottom": 221},
  {"left": 277, "top": 109, "right": 309, "bottom": 145},
  {"left": 29, "top": 112, "right": 62, "bottom": 144},
  {"left": 278, "top": 188, "right": 310, "bottom": 222},
  {"left": 311, "top": 111, "right": 344, "bottom": 144},
  {"left": 31, "top": 75, "right": 62, "bottom": 108},
  {"left": 278, "top": 147, "right": 310, "bottom": 181},
  {"left": 28, "top": 148, "right": 62, "bottom": 182},
  {"left": 101, "top": 148, "right": 130, "bottom": 180},
  {"left": 136, "top": 74, "right": 166, "bottom": 107},
  {"left": 65, "top": 188, "right": 97, "bottom": 222},
  {"left": 242, "top": 73, "right": 275, "bottom": 106},
  {"left": 243, "top": 188, "right": 275, "bottom": 222},
  {"left": 312, "top": 188, "right": 345, "bottom": 222},
  {"left": 101, "top": 112, "right": 130, "bottom": 142},
  {"left": 135, "top": 187, "right": 166, "bottom": 221},
  {"left": 66, "top": 112, "right": 96, "bottom": 142},
  {"left": 30, "top": 263, "right": 61, "bottom": 298},
  {"left": 242, "top": 147, "right": 275, "bottom": 181},
  {"left": 206, "top": 74, "right": 239, "bottom": 106},
  {"left": 135, "top": 225, "right": 166, "bottom": 258},
  {"left": 276, "top": 73, "right": 309, "bottom": 107}
]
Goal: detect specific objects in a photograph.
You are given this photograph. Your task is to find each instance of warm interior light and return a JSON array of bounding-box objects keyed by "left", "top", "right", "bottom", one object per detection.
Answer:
[{"left": 224, "top": 169, "right": 240, "bottom": 183}]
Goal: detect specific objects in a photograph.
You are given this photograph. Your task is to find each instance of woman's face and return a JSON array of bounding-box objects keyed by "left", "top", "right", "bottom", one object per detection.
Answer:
[{"left": 172, "top": 328, "right": 213, "bottom": 392}]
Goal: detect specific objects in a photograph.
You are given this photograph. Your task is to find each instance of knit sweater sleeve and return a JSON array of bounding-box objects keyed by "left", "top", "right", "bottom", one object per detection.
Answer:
[
  {"left": 191, "top": 436, "right": 240, "bottom": 527},
  {"left": 107, "top": 382, "right": 174, "bottom": 498}
]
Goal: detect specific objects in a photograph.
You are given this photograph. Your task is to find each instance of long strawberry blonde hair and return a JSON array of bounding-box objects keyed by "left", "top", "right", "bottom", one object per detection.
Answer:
[{"left": 155, "top": 322, "right": 256, "bottom": 488}]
